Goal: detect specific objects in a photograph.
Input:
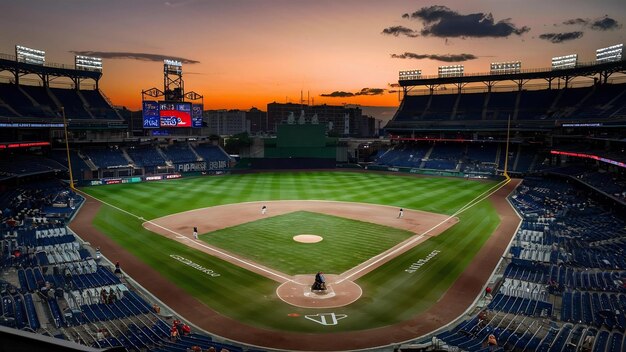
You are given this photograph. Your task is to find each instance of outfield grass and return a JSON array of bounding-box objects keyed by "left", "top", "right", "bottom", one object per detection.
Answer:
[
  {"left": 203, "top": 210, "right": 414, "bottom": 275},
  {"left": 83, "top": 171, "right": 502, "bottom": 333}
]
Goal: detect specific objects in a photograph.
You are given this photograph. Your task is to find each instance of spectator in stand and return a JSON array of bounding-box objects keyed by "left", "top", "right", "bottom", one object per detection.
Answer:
[
  {"left": 64, "top": 269, "right": 73, "bottom": 288},
  {"left": 100, "top": 288, "right": 108, "bottom": 304},
  {"left": 175, "top": 320, "right": 184, "bottom": 336},
  {"left": 47, "top": 287, "right": 55, "bottom": 300},
  {"left": 182, "top": 323, "right": 191, "bottom": 336},
  {"left": 170, "top": 325, "right": 179, "bottom": 342},
  {"left": 108, "top": 288, "right": 116, "bottom": 304},
  {"left": 487, "top": 334, "right": 498, "bottom": 351},
  {"left": 114, "top": 261, "right": 122, "bottom": 275}
]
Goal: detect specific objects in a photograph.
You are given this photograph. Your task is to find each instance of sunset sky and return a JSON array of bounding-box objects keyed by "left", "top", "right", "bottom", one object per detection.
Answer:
[{"left": 1, "top": 0, "right": 624, "bottom": 113}]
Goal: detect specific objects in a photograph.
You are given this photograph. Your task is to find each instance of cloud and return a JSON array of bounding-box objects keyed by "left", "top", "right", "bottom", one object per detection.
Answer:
[
  {"left": 390, "top": 52, "right": 477, "bottom": 62},
  {"left": 320, "top": 91, "right": 354, "bottom": 98},
  {"left": 562, "top": 16, "right": 621, "bottom": 31},
  {"left": 70, "top": 51, "right": 200, "bottom": 64},
  {"left": 562, "top": 18, "right": 588, "bottom": 26},
  {"left": 381, "top": 26, "right": 419, "bottom": 38},
  {"left": 407, "top": 5, "right": 530, "bottom": 38},
  {"left": 590, "top": 17, "right": 621, "bottom": 31},
  {"left": 356, "top": 88, "right": 385, "bottom": 96},
  {"left": 538, "top": 31, "right": 584, "bottom": 43},
  {"left": 164, "top": 0, "right": 198, "bottom": 8},
  {"left": 320, "top": 88, "right": 386, "bottom": 98}
]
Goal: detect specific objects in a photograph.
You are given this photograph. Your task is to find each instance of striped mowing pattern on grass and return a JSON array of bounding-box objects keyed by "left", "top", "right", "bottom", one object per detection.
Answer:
[
  {"left": 85, "top": 172, "right": 494, "bottom": 220},
  {"left": 202, "top": 210, "right": 414, "bottom": 275},
  {"left": 83, "top": 171, "right": 501, "bottom": 333}
]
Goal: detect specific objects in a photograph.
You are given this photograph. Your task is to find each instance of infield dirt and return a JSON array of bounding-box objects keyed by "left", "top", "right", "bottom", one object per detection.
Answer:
[{"left": 70, "top": 179, "right": 521, "bottom": 351}]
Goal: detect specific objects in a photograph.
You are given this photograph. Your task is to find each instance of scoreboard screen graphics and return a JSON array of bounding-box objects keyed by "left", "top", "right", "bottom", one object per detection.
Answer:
[
  {"left": 143, "top": 101, "right": 197, "bottom": 128},
  {"left": 159, "top": 102, "right": 192, "bottom": 128}
]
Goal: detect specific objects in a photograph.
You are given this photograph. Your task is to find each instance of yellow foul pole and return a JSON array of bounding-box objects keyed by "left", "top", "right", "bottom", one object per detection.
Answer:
[
  {"left": 503, "top": 113, "right": 511, "bottom": 180},
  {"left": 62, "top": 107, "right": 75, "bottom": 189}
]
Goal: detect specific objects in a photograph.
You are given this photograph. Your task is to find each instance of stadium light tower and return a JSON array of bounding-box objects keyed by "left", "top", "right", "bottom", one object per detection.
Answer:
[
  {"left": 551, "top": 54, "right": 578, "bottom": 70},
  {"left": 490, "top": 61, "right": 521, "bottom": 74},
  {"left": 164, "top": 59, "right": 184, "bottom": 101},
  {"left": 399, "top": 70, "right": 422, "bottom": 81},
  {"left": 438, "top": 65, "right": 464, "bottom": 78},
  {"left": 16, "top": 45, "right": 45, "bottom": 65},
  {"left": 596, "top": 44, "right": 623, "bottom": 63},
  {"left": 75, "top": 55, "right": 102, "bottom": 72}
]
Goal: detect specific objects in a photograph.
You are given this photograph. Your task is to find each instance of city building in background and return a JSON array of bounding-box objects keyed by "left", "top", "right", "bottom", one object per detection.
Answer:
[
  {"left": 246, "top": 107, "right": 268, "bottom": 134},
  {"left": 266, "top": 103, "right": 374, "bottom": 137},
  {"left": 205, "top": 109, "right": 250, "bottom": 135}
]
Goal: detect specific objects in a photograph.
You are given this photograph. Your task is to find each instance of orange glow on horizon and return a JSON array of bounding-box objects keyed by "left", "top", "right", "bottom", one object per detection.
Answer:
[{"left": 2, "top": 0, "right": 623, "bottom": 114}]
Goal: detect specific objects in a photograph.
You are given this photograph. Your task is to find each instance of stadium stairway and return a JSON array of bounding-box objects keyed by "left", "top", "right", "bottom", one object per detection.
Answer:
[
  {"left": 188, "top": 144, "right": 202, "bottom": 161},
  {"left": 155, "top": 147, "right": 172, "bottom": 166}
]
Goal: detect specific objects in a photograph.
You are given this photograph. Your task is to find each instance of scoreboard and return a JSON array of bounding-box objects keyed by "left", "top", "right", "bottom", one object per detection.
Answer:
[{"left": 143, "top": 101, "right": 203, "bottom": 128}]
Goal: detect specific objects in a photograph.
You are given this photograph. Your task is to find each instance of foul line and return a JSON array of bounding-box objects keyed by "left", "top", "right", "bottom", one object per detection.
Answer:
[
  {"left": 337, "top": 176, "right": 511, "bottom": 283},
  {"left": 77, "top": 176, "right": 510, "bottom": 286},
  {"left": 75, "top": 189, "right": 293, "bottom": 283}
]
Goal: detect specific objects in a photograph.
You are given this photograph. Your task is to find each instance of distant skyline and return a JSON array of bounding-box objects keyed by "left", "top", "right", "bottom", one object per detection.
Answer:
[{"left": 1, "top": 0, "right": 624, "bottom": 112}]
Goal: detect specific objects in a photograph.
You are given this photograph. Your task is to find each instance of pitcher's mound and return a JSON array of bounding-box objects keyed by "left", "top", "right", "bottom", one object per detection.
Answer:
[
  {"left": 276, "top": 274, "right": 362, "bottom": 308},
  {"left": 293, "top": 234, "right": 323, "bottom": 243}
]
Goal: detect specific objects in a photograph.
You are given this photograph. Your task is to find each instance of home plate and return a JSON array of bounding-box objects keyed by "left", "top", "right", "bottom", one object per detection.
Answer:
[
  {"left": 276, "top": 274, "right": 362, "bottom": 308},
  {"left": 304, "top": 285, "right": 336, "bottom": 299}
]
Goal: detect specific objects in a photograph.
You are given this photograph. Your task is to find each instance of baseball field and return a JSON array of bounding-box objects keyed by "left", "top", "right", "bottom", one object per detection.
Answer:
[{"left": 71, "top": 171, "right": 520, "bottom": 350}]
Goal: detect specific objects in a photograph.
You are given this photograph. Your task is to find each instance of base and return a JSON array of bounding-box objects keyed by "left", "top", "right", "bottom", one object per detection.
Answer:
[{"left": 276, "top": 274, "right": 362, "bottom": 308}]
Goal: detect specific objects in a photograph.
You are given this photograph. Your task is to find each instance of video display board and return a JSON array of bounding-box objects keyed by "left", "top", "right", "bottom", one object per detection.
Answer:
[
  {"left": 142, "top": 101, "right": 160, "bottom": 128},
  {"left": 159, "top": 102, "right": 192, "bottom": 128},
  {"left": 143, "top": 101, "right": 198, "bottom": 128},
  {"left": 192, "top": 104, "right": 203, "bottom": 128}
]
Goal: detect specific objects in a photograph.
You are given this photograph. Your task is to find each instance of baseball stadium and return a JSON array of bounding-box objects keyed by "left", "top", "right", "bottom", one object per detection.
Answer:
[{"left": 2, "top": 4, "right": 626, "bottom": 352}]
